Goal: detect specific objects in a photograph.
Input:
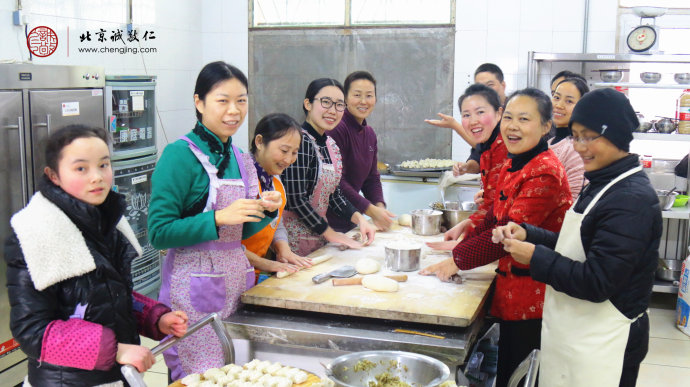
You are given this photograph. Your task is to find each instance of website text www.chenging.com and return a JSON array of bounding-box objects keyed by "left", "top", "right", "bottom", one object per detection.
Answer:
[{"left": 77, "top": 46, "right": 157, "bottom": 54}]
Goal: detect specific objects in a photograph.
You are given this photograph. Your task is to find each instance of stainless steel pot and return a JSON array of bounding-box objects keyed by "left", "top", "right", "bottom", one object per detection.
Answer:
[
  {"left": 640, "top": 72, "right": 661, "bottom": 84},
  {"left": 325, "top": 350, "right": 450, "bottom": 387},
  {"left": 656, "top": 259, "right": 682, "bottom": 281},
  {"left": 384, "top": 244, "right": 422, "bottom": 272},
  {"left": 674, "top": 73, "right": 690, "bottom": 84},
  {"left": 411, "top": 209, "right": 442, "bottom": 235}
]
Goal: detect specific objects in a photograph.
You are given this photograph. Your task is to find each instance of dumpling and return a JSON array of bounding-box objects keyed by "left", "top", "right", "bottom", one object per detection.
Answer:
[
  {"left": 181, "top": 373, "right": 202, "bottom": 386},
  {"left": 248, "top": 370, "right": 263, "bottom": 382},
  {"left": 238, "top": 370, "right": 252, "bottom": 382},
  {"left": 245, "top": 359, "right": 262, "bottom": 370},
  {"left": 291, "top": 371, "right": 308, "bottom": 384},
  {"left": 222, "top": 364, "right": 243, "bottom": 374},
  {"left": 204, "top": 368, "right": 225, "bottom": 380},
  {"left": 265, "top": 362, "right": 282, "bottom": 376},
  {"left": 256, "top": 360, "right": 272, "bottom": 373}
]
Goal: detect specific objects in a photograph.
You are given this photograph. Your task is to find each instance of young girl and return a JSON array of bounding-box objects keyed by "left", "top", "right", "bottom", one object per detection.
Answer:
[
  {"left": 421, "top": 89, "right": 572, "bottom": 387},
  {"left": 242, "top": 113, "right": 311, "bottom": 270},
  {"left": 493, "top": 88, "right": 661, "bottom": 387},
  {"left": 5, "top": 125, "right": 187, "bottom": 386},
  {"left": 327, "top": 71, "right": 395, "bottom": 232},
  {"left": 148, "top": 62, "right": 280, "bottom": 379},
  {"left": 281, "top": 78, "right": 376, "bottom": 256}
]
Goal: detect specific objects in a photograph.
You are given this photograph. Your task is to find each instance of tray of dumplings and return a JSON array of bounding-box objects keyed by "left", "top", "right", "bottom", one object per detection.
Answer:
[{"left": 171, "top": 359, "right": 327, "bottom": 387}]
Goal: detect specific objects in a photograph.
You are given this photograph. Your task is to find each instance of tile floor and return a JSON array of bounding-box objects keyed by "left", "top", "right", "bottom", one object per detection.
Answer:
[{"left": 139, "top": 294, "right": 689, "bottom": 386}]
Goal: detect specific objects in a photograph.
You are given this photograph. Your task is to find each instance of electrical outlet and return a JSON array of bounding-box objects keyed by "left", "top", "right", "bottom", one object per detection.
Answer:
[{"left": 12, "top": 10, "right": 23, "bottom": 26}]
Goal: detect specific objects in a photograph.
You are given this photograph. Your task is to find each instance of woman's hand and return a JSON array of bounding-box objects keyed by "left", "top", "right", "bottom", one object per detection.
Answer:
[
  {"left": 445, "top": 219, "right": 471, "bottom": 241},
  {"left": 425, "top": 113, "right": 477, "bottom": 147},
  {"left": 354, "top": 213, "right": 376, "bottom": 246},
  {"left": 418, "top": 258, "right": 460, "bottom": 282},
  {"left": 116, "top": 343, "right": 155, "bottom": 372},
  {"left": 453, "top": 162, "right": 470, "bottom": 177},
  {"left": 323, "top": 228, "right": 363, "bottom": 250},
  {"left": 274, "top": 240, "right": 313, "bottom": 267},
  {"left": 500, "top": 239, "right": 535, "bottom": 265},
  {"left": 158, "top": 310, "right": 188, "bottom": 337},
  {"left": 366, "top": 204, "right": 396, "bottom": 231},
  {"left": 474, "top": 189, "right": 484, "bottom": 206},
  {"left": 215, "top": 199, "right": 265, "bottom": 226},
  {"left": 268, "top": 260, "right": 300, "bottom": 274},
  {"left": 491, "top": 221, "right": 527, "bottom": 244},
  {"left": 426, "top": 240, "right": 459, "bottom": 251},
  {"left": 259, "top": 190, "right": 282, "bottom": 212}
]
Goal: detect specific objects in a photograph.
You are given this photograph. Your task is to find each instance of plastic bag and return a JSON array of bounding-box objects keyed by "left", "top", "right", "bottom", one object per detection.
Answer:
[{"left": 677, "top": 255, "right": 690, "bottom": 337}]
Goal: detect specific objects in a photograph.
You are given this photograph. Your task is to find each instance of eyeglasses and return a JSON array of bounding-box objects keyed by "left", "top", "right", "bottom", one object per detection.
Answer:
[
  {"left": 315, "top": 97, "right": 347, "bottom": 112},
  {"left": 569, "top": 134, "right": 603, "bottom": 145}
]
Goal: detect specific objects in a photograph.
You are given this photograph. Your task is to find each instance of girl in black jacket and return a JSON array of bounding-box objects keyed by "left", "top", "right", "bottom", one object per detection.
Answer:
[
  {"left": 5, "top": 125, "right": 188, "bottom": 386},
  {"left": 491, "top": 88, "right": 662, "bottom": 387}
]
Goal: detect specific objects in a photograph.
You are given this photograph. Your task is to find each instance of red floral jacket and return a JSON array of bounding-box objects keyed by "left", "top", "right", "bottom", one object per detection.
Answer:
[{"left": 468, "top": 136, "right": 508, "bottom": 231}]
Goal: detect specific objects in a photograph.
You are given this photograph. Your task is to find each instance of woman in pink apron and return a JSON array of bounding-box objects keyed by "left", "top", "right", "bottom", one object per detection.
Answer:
[
  {"left": 148, "top": 62, "right": 280, "bottom": 380},
  {"left": 281, "top": 78, "right": 376, "bottom": 256},
  {"left": 493, "top": 88, "right": 662, "bottom": 387}
]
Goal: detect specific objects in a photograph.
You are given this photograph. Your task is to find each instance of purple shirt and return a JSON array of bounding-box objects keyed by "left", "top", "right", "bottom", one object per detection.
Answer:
[{"left": 327, "top": 109, "right": 385, "bottom": 232}]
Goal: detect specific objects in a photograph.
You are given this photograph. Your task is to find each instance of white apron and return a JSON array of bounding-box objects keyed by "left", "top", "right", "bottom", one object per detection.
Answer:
[{"left": 539, "top": 165, "right": 644, "bottom": 387}]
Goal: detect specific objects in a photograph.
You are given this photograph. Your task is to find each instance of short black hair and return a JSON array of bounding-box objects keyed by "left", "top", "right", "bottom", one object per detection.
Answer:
[
  {"left": 458, "top": 83, "right": 502, "bottom": 113},
  {"left": 474, "top": 63, "right": 504, "bottom": 83},
  {"left": 44, "top": 125, "right": 109, "bottom": 174},
  {"left": 555, "top": 76, "right": 590, "bottom": 99},
  {"left": 302, "top": 78, "right": 344, "bottom": 115},
  {"left": 551, "top": 70, "right": 586, "bottom": 86},
  {"left": 505, "top": 88, "right": 553, "bottom": 126},
  {"left": 251, "top": 113, "right": 302, "bottom": 155},
  {"left": 194, "top": 61, "right": 248, "bottom": 121},
  {"left": 343, "top": 71, "right": 377, "bottom": 97}
]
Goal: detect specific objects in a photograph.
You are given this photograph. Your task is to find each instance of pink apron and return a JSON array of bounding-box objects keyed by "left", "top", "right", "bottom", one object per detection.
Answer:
[
  {"left": 282, "top": 132, "right": 343, "bottom": 256},
  {"left": 159, "top": 136, "right": 258, "bottom": 380}
]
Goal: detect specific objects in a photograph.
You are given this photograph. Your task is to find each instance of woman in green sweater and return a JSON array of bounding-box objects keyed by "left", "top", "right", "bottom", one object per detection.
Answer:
[{"left": 148, "top": 62, "right": 281, "bottom": 379}]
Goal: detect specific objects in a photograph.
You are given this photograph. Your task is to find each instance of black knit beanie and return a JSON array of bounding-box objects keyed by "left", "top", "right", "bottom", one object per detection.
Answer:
[{"left": 568, "top": 88, "right": 638, "bottom": 152}]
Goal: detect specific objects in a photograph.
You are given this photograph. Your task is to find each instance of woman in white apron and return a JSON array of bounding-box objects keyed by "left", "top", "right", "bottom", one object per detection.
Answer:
[
  {"left": 281, "top": 78, "right": 376, "bottom": 256},
  {"left": 493, "top": 88, "right": 662, "bottom": 387},
  {"left": 148, "top": 62, "right": 281, "bottom": 379}
]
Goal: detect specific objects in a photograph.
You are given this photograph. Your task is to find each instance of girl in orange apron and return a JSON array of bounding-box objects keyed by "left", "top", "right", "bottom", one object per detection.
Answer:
[{"left": 280, "top": 78, "right": 376, "bottom": 257}]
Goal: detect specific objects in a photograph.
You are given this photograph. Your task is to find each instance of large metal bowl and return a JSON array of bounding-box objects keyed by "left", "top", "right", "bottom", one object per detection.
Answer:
[
  {"left": 640, "top": 72, "right": 662, "bottom": 84},
  {"left": 411, "top": 209, "right": 442, "bottom": 236},
  {"left": 599, "top": 70, "right": 623, "bottom": 83},
  {"left": 656, "top": 259, "right": 683, "bottom": 281},
  {"left": 384, "top": 243, "right": 422, "bottom": 272},
  {"left": 674, "top": 73, "right": 690, "bottom": 84},
  {"left": 656, "top": 189, "right": 678, "bottom": 211},
  {"left": 326, "top": 351, "right": 450, "bottom": 387},
  {"left": 437, "top": 201, "right": 474, "bottom": 229}
]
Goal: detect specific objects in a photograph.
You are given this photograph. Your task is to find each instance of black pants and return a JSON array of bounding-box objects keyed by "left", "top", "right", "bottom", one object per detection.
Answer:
[{"left": 496, "top": 319, "right": 542, "bottom": 387}]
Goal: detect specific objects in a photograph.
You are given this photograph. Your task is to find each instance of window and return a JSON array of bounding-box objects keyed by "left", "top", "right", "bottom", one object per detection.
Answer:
[{"left": 251, "top": 0, "right": 454, "bottom": 27}]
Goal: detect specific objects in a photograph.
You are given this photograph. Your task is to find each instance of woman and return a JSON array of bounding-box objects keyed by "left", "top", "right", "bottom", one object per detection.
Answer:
[
  {"left": 5, "top": 125, "right": 187, "bottom": 385},
  {"left": 281, "top": 78, "right": 376, "bottom": 256},
  {"left": 148, "top": 62, "right": 280, "bottom": 379},
  {"left": 242, "top": 113, "right": 312, "bottom": 271},
  {"left": 427, "top": 84, "right": 507, "bottom": 250},
  {"left": 492, "top": 88, "right": 662, "bottom": 387},
  {"left": 421, "top": 88, "right": 572, "bottom": 387},
  {"left": 327, "top": 71, "right": 395, "bottom": 232},
  {"left": 550, "top": 76, "right": 589, "bottom": 199}
]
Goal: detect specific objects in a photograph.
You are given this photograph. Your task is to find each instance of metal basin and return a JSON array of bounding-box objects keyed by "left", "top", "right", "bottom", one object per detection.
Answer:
[
  {"left": 411, "top": 209, "right": 442, "bottom": 236},
  {"left": 599, "top": 70, "right": 623, "bottom": 83},
  {"left": 657, "top": 259, "right": 683, "bottom": 281},
  {"left": 640, "top": 72, "right": 661, "bottom": 84},
  {"left": 656, "top": 189, "right": 678, "bottom": 211},
  {"left": 674, "top": 73, "right": 690, "bottom": 84},
  {"left": 326, "top": 350, "right": 450, "bottom": 387},
  {"left": 384, "top": 243, "right": 422, "bottom": 272}
]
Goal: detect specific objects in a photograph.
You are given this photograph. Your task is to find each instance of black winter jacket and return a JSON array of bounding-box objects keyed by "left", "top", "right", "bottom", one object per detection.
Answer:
[
  {"left": 524, "top": 154, "right": 662, "bottom": 367},
  {"left": 5, "top": 178, "right": 141, "bottom": 386}
]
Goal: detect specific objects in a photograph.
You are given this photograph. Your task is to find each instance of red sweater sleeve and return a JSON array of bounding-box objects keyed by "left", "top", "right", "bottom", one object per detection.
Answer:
[{"left": 132, "top": 291, "right": 171, "bottom": 341}]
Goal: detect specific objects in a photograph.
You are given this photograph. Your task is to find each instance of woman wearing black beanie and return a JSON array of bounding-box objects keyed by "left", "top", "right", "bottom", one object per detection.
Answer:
[{"left": 492, "top": 88, "right": 662, "bottom": 387}]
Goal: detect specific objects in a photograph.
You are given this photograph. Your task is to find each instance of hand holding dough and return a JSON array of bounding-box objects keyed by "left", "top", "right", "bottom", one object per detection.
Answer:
[
  {"left": 355, "top": 258, "right": 380, "bottom": 274},
  {"left": 277, "top": 254, "right": 332, "bottom": 278},
  {"left": 362, "top": 275, "right": 399, "bottom": 292}
]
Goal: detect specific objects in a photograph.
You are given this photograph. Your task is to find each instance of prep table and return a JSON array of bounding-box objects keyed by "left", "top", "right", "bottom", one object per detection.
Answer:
[{"left": 225, "top": 225, "right": 497, "bottom": 373}]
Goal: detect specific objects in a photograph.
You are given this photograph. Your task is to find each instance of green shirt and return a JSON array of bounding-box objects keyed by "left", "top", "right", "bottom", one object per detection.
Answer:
[{"left": 148, "top": 123, "right": 271, "bottom": 249}]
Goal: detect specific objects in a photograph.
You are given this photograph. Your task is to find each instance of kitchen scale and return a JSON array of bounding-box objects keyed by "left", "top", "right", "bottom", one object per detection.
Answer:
[{"left": 627, "top": 6, "right": 667, "bottom": 54}]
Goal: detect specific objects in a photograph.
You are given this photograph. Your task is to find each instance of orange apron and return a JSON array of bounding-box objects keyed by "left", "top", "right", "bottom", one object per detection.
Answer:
[{"left": 242, "top": 176, "right": 286, "bottom": 257}]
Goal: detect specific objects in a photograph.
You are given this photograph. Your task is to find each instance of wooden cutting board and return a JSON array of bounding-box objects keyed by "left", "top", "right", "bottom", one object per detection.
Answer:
[{"left": 241, "top": 227, "right": 496, "bottom": 327}]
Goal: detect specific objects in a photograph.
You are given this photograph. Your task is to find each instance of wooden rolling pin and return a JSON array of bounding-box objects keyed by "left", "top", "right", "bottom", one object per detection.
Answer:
[{"left": 332, "top": 274, "right": 408, "bottom": 286}]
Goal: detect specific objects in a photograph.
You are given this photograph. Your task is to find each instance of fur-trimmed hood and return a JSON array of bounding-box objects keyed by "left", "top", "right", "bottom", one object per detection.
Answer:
[{"left": 10, "top": 192, "right": 141, "bottom": 291}]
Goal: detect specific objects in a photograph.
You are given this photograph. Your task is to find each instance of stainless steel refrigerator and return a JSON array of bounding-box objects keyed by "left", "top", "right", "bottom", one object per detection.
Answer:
[{"left": 0, "top": 63, "right": 106, "bottom": 384}]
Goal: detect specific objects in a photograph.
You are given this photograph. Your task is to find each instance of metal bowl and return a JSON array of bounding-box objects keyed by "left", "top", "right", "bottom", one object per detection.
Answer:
[
  {"left": 635, "top": 121, "right": 653, "bottom": 133},
  {"left": 384, "top": 243, "right": 422, "bottom": 272},
  {"left": 410, "top": 209, "right": 442, "bottom": 236},
  {"left": 640, "top": 72, "right": 662, "bottom": 84},
  {"left": 655, "top": 118, "right": 677, "bottom": 134},
  {"left": 656, "top": 189, "right": 678, "bottom": 211},
  {"left": 599, "top": 70, "right": 623, "bottom": 83},
  {"left": 437, "top": 201, "right": 473, "bottom": 229},
  {"left": 674, "top": 73, "right": 690, "bottom": 84},
  {"left": 326, "top": 350, "right": 451, "bottom": 387},
  {"left": 656, "top": 259, "right": 683, "bottom": 281}
]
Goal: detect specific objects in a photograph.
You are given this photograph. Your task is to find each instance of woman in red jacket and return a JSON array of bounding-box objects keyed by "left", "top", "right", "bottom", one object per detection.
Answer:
[{"left": 421, "top": 88, "right": 572, "bottom": 387}]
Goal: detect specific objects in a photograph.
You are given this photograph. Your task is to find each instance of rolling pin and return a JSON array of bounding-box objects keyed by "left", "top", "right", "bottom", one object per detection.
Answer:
[{"left": 332, "top": 274, "right": 408, "bottom": 286}]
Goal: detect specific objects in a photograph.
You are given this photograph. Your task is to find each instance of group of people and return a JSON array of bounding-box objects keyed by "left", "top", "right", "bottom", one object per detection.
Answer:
[{"left": 4, "top": 59, "right": 661, "bottom": 387}]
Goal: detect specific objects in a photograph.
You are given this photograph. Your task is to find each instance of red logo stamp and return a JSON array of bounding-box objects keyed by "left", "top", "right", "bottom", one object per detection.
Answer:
[{"left": 27, "top": 26, "right": 58, "bottom": 57}]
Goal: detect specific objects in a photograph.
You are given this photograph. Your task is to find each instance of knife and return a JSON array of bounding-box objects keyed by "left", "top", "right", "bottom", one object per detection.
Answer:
[{"left": 332, "top": 274, "right": 408, "bottom": 286}]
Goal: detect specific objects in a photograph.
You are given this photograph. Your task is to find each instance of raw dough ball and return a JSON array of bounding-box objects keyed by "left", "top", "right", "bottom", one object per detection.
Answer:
[
  {"left": 355, "top": 258, "right": 381, "bottom": 274},
  {"left": 204, "top": 368, "right": 224, "bottom": 381},
  {"left": 362, "top": 275, "right": 399, "bottom": 292},
  {"left": 218, "top": 375, "right": 236, "bottom": 385},
  {"left": 181, "top": 373, "right": 201, "bottom": 386},
  {"left": 223, "top": 364, "right": 244, "bottom": 375},
  {"left": 398, "top": 214, "right": 412, "bottom": 227},
  {"left": 238, "top": 370, "right": 252, "bottom": 381},
  {"left": 266, "top": 362, "right": 282, "bottom": 375},
  {"left": 245, "top": 359, "right": 261, "bottom": 370},
  {"left": 291, "top": 370, "right": 308, "bottom": 384},
  {"left": 248, "top": 370, "right": 263, "bottom": 382}
]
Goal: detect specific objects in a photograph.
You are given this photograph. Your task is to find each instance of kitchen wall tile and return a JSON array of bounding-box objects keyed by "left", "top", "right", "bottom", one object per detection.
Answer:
[
  {"left": 552, "top": 1, "right": 585, "bottom": 32},
  {"left": 644, "top": 337, "right": 690, "bottom": 368},
  {"left": 552, "top": 31, "right": 584, "bottom": 53},
  {"left": 0, "top": 11, "right": 27, "bottom": 61},
  {"left": 222, "top": 0, "right": 248, "bottom": 34},
  {"left": 202, "top": 0, "right": 222, "bottom": 33},
  {"left": 518, "top": 31, "right": 552, "bottom": 73},
  {"left": 454, "top": 30, "right": 487, "bottom": 75},
  {"left": 222, "top": 32, "right": 249, "bottom": 74},
  {"left": 649, "top": 308, "right": 690, "bottom": 342},
  {"left": 586, "top": 30, "right": 616, "bottom": 53},
  {"left": 486, "top": 29, "right": 520, "bottom": 76},
  {"left": 158, "top": 108, "right": 196, "bottom": 147},
  {"left": 586, "top": 0, "right": 618, "bottom": 33},
  {"left": 455, "top": 0, "right": 487, "bottom": 32},
  {"left": 520, "top": 0, "right": 553, "bottom": 32},
  {"left": 132, "top": 0, "right": 156, "bottom": 27},
  {"left": 486, "top": 0, "right": 521, "bottom": 32},
  {"left": 637, "top": 363, "right": 690, "bottom": 387},
  {"left": 202, "top": 32, "right": 223, "bottom": 64}
]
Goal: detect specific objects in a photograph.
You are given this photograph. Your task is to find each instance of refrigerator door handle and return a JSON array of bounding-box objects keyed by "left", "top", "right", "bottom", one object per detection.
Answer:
[
  {"left": 2, "top": 117, "right": 28, "bottom": 205},
  {"left": 33, "top": 114, "right": 52, "bottom": 133}
]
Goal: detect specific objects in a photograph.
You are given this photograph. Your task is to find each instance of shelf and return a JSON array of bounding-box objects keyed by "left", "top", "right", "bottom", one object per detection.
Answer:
[
  {"left": 593, "top": 82, "right": 690, "bottom": 89},
  {"left": 633, "top": 133, "right": 690, "bottom": 141},
  {"left": 661, "top": 206, "right": 690, "bottom": 220},
  {"left": 530, "top": 52, "right": 690, "bottom": 64},
  {"left": 113, "top": 110, "right": 144, "bottom": 118},
  {"left": 652, "top": 279, "right": 679, "bottom": 293}
]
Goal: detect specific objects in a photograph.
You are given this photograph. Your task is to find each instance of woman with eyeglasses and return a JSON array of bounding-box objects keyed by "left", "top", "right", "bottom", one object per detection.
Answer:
[
  {"left": 492, "top": 88, "right": 662, "bottom": 387},
  {"left": 281, "top": 78, "right": 376, "bottom": 256}
]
